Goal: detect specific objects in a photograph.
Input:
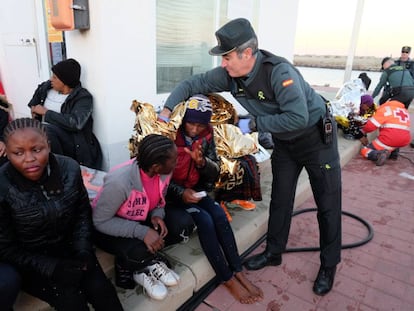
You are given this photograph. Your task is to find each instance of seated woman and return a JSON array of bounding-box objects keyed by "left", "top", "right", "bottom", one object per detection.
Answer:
[
  {"left": 92, "top": 134, "right": 193, "bottom": 301},
  {"left": 0, "top": 118, "right": 123, "bottom": 311},
  {"left": 166, "top": 95, "right": 263, "bottom": 304},
  {"left": 28, "top": 58, "right": 102, "bottom": 169}
]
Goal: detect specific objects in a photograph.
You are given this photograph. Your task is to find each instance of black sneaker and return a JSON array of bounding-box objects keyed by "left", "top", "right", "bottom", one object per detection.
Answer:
[
  {"left": 389, "top": 149, "right": 399, "bottom": 160},
  {"left": 376, "top": 150, "right": 389, "bottom": 166}
]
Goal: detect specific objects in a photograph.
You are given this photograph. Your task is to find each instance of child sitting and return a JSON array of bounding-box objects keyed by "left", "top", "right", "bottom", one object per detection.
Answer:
[
  {"left": 92, "top": 134, "right": 191, "bottom": 300},
  {"left": 166, "top": 95, "right": 263, "bottom": 304}
]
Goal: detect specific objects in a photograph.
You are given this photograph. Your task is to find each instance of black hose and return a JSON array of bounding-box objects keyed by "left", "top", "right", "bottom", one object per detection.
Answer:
[
  {"left": 179, "top": 208, "right": 374, "bottom": 311},
  {"left": 287, "top": 207, "right": 374, "bottom": 252},
  {"left": 241, "top": 208, "right": 374, "bottom": 258}
]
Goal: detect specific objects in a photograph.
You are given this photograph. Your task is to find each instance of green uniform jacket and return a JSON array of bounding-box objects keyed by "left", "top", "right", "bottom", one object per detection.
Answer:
[
  {"left": 372, "top": 64, "right": 414, "bottom": 98},
  {"left": 164, "top": 50, "right": 326, "bottom": 141}
]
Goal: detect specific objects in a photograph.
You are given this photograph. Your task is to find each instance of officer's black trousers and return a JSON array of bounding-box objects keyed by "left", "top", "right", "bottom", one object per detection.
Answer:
[{"left": 268, "top": 123, "right": 342, "bottom": 268}]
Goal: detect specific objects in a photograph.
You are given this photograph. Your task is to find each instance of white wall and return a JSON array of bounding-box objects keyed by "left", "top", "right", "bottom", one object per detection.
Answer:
[
  {"left": 1, "top": 0, "right": 299, "bottom": 170},
  {"left": 65, "top": 1, "right": 159, "bottom": 168},
  {"left": 258, "top": 0, "right": 299, "bottom": 61},
  {"left": 219, "top": 0, "right": 300, "bottom": 114},
  {"left": 0, "top": 0, "right": 50, "bottom": 117}
]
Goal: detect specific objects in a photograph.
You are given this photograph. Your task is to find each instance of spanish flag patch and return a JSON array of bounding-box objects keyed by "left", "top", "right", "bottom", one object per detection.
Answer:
[{"left": 282, "top": 79, "right": 294, "bottom": 87}]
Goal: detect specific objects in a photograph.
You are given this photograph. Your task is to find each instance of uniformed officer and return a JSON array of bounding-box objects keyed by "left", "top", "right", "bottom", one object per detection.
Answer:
[{"left": 159, "top": 18, "right": 342, "bottom": 296}]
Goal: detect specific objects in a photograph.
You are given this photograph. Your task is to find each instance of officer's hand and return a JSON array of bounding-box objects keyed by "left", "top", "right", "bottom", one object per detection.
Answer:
[{"left": 158, "top": 108, "right": 172, "bottom": 122}]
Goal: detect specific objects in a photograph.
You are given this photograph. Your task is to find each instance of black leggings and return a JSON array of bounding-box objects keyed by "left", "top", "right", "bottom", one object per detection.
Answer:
[
  {"left": 93, "top": 208, "right": 195, "bottom": 271},
  {"left": 94, "top": 230, "right": 153, "bottom": 271}
]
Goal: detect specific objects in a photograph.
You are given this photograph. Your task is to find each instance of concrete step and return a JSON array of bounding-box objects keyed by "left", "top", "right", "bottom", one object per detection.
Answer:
[{"left": 14, "top": 133, "right": 362, "bottom": 311}]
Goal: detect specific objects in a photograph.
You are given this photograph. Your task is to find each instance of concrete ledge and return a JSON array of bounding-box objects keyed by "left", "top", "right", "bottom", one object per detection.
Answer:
[{"left": 14, "top": 133, "right": 362, "bottom": 311}]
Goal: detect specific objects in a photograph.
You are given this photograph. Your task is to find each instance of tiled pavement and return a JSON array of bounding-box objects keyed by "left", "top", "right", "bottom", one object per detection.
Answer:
[{"left": 195, "top": 145, "right": 414, "bottom": 310}]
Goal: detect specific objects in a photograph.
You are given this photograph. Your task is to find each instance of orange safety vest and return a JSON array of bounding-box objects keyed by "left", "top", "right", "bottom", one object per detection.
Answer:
[{"left": 362, "top": 100, "right": 411, "bottom": 149}]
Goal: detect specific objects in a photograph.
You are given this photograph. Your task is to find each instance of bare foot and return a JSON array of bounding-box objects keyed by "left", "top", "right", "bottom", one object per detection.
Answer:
[
  {"left": 224, "top": 276, "right": 255, "bottom": 304},
  {"left": 235, "top": 271, "right": 263, "bottom": 301}
]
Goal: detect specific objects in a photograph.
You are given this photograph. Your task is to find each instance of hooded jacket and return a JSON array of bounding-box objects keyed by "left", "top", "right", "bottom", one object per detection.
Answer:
[{"left": 92, "top": 158, "right": 171, "bottom": 240}]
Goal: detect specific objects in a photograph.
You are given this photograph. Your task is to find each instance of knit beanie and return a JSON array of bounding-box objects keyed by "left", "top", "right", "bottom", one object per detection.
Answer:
[
  {"left": 51, "top": 58, "right": 81, "bottom": 88},
  {"left": 361, "top": 94, "right": 373, "bottom": 107},
  {"left": 183, "top": 94, "right": 213, "bottom": 125},
  {"left": 360, "top": 94, "right": 374, "bottom": 115}
]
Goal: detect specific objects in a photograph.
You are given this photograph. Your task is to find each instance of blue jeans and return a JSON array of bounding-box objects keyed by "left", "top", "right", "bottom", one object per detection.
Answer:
[
  {"left": 0, "top": 262, "right": 21, "bottom": 310},
  {"left": 174, "top": 195, "right": 242, "bottom": 282}
]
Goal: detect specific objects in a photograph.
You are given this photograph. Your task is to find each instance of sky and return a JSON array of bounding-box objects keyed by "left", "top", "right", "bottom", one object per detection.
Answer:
[{"left": 294, "top": 0, "right": 414, "bottom": 58}]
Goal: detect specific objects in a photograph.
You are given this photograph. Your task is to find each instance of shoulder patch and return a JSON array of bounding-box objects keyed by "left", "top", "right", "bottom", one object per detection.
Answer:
[{"left": 282, "top": 79, "right": 294, "bottom": 87}]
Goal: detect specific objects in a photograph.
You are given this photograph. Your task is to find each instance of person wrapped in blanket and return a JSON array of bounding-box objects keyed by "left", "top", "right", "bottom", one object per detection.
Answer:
[
  {"left": 165, "top": 95, "right": 263, "bottom": 304},
  {"left": 337, "top": 94, "right": 376, "bottom": 140}
]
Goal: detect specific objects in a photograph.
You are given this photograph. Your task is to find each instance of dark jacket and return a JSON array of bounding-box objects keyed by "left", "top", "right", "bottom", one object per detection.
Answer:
[
  {"left": 167, "top": 125, "right": 220, "bottom": 200},
  {"left": 0, "top": 154, "right": 93, "bottom": 278},
  {"left": 28, "top": 81, "right": 103, "bottom": 169},
  {"left": 0, "top": 97, "right": 10, "bottom": 142}
]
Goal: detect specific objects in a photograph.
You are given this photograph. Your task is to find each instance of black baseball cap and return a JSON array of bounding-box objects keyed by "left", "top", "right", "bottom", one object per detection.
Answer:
[
  {"left": 209, "top": 18, "right": 256, "bottom": 56},
  {"left": 401, "top": 46, "right": 411, "bottom": 53}
]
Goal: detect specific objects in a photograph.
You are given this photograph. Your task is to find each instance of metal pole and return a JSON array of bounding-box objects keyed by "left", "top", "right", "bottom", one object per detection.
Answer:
[{"left": 344, "top": 0, "right": 365, "bottom": 83}]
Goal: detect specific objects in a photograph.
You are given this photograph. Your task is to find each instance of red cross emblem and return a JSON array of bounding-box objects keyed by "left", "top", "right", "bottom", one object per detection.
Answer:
[{"left": 394, "top": 108, "right": 409, "bottom": 122}]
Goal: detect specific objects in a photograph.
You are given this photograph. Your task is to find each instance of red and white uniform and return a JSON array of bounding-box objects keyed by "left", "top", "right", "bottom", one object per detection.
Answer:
[{"left": 362, "top": 100, "right": 411, "bottom": 150}]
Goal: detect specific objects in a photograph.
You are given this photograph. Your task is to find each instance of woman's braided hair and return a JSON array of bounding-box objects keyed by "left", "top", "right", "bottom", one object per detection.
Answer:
[
  {"left": 136, "top": 134, "right": 175, "bottom": 171},
  {"left": 3, "top": 117, "right": 47, "bottom": 143}
]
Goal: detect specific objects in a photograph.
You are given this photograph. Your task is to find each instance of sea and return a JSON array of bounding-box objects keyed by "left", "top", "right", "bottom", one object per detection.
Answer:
[{"left": 297, "top": 66, "right": 381, "bottom": 90}]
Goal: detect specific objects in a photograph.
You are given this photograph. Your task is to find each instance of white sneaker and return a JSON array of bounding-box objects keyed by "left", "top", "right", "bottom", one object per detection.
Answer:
[
  {"left": 147, "top": 261, "right": 180, "bottom": 287},
  {"left": 133, "top": 271, "right": 168, "bottom": 300}
]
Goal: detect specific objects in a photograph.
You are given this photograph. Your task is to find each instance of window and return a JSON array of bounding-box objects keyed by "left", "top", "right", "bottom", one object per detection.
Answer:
[
  {"left": 156, "top": 0, "right": 259, "bottom": 93},
  {"left": 157, "top": 0, "right": 219, "bottom": 93}
]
